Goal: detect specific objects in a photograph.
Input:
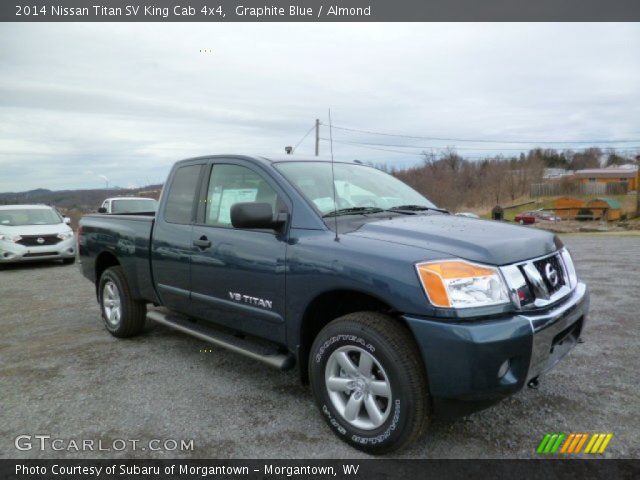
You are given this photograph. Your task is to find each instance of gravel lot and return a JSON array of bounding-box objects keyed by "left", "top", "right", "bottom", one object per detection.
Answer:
[{"left": 1, "top": 234, "right": 639, "bottom": 459}]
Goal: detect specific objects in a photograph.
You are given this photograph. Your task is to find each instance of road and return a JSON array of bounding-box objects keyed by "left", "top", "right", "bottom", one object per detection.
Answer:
[{"left": 1, "top": 235, "right": 638, "bottom": 459}]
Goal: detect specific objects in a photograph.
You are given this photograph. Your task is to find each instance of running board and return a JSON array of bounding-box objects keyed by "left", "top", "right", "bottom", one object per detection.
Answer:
[{"left": 147, "top": 309, "right": 295, "bottom": 370}]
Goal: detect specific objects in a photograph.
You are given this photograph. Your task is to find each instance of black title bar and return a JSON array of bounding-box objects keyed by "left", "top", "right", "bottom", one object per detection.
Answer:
[
  {"left": 2, "top": 0, "right": 640, "bottom": 22},
  {"left": 3, "top": 459, "right": 640, "bottom": 479}
]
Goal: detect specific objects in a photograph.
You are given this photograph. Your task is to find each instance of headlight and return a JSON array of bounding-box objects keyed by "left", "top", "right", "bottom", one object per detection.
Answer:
[
  {"left": 0, "top": 234, "right": 21, "bottom": 242},
  {"left": 416, "top": 260, "right": 510, "bottom": 308},
  {"left": 57, "top": 232, "right": 74, "bottom": 240}
]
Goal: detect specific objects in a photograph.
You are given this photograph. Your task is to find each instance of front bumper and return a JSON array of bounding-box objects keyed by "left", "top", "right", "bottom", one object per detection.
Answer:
[
  {"left": 0, "top": 237, "right": 76, "bottom": 263},
  {"left": 404, "top": 282, "right": 589, "bottom": 418}
]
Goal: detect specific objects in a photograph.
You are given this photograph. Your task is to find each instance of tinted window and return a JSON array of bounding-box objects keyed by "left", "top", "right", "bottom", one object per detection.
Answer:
[
  {"left": 205, "top": 164, "right": 280, "bottom": 226},
  {"left": 164, "top": 165, "right": 201, "bottom": 224}
]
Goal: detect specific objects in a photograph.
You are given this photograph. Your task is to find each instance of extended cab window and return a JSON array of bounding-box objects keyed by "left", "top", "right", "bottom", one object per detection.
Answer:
[
  {"left": 164, "top": 165, "right": 201, "bottom": 224},
  {"left": 205, "top": 164, "right": 280, "bottom": 226}
]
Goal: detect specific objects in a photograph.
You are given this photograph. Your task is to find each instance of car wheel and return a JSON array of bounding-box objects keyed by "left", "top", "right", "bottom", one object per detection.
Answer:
[
  {"left": 309, "top": 312, "right": 430, "bottom": 454},
  {"left": 519, "top": 219, "right": 524, "bottom": 224},
  {"left": 98, "top": 266, "right": 146, "bottom": 338}
]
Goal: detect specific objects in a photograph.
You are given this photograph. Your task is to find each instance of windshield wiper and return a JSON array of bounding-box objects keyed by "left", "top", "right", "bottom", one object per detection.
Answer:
[
  {"left": 322, "top": 207, "right": 385, "bottom": 218},
  {"left": 386, "top": 205, "right": 449, "bottom": 214}
]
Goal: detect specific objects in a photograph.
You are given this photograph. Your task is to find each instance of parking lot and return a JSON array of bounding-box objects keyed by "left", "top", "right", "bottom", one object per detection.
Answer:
[{"left": 1, "top": 234, "right": 639, "bottom": 459}]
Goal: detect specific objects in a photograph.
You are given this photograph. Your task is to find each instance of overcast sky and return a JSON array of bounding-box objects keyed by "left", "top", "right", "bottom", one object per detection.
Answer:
[{"left": 1, "top": 23, "right": 639, "bottom": 192}]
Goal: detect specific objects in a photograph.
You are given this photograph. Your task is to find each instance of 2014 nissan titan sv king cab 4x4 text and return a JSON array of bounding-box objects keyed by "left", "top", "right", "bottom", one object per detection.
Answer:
[{"left": 78, "top": 155, "right": 589, "bottom": 454}]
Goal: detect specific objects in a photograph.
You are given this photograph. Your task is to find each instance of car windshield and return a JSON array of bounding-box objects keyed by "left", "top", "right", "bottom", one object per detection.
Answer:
[
  {"left": 276, "top": 162, "right": 436, "bottom": 215},
  {"left": 111, "top": 199, "right": 157, "bottom": 213},
  {"left": 0, "top": 208, "right": 62, "bottom": 226}
]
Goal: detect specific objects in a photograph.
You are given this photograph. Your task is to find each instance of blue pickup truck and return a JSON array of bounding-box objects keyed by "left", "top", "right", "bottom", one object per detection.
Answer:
[{"left": 78, "top": 155, "right": 589, "bottom": 453}]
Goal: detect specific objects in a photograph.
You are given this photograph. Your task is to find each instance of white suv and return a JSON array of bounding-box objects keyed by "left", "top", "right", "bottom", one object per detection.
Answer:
[{"left": 0, "top": 205, "right": 76, "bottom": 265}]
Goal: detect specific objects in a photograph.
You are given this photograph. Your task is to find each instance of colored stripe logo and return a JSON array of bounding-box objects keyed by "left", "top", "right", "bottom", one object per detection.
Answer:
[{"left": 537, "top": 433, "right": 613, "bottom": 454}]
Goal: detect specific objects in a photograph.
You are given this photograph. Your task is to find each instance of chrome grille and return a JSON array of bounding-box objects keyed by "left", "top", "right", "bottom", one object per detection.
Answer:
[
  {"left": 532, "top": 254, "right": 565, "bottom": 295},
  {"left": 16, "top": 235, "right": 61, "bottom": 247},
  {"left": 500, "top": 249, "right": 574, "bottom": 310}
]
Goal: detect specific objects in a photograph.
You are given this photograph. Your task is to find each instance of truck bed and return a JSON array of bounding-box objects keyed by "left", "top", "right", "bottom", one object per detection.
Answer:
[{"left": 78, "top": 213, "right": 157, "bottom": 303}]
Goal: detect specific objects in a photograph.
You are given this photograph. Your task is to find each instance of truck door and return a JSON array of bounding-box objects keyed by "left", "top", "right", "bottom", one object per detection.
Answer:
[
  {"left": 151, "top": 163, "right": 204, "bottom": 313},
  {"left": 189, "top": 160, "right": 289, "bottom": 344}
]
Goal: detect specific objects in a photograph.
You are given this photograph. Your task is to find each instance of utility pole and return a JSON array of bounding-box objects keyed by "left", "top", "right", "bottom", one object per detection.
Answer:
[{"left": 314, "top": 118, "right": 320, "bottom": 156}]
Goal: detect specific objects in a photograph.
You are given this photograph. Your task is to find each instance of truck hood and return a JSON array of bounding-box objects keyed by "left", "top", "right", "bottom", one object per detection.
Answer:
[
  {"left": 0, "top": 223, "right": 71, "bottom": 236},
  {"left": 349, "top": 214, "right": 559, "bottom": 265}
]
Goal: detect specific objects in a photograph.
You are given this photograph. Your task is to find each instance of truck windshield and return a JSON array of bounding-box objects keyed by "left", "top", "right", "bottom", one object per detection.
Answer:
[
  {"left": 111, "top": 199, "right": 157, "bottom": 213},
  {"left": 0, "top": 208, "right": 62, "bottom": 226},
  {"left": 276, "top": 162, "right": 436, "bottom": 215}
]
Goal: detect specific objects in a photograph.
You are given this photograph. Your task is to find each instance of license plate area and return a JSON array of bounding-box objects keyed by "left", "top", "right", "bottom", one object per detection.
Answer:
[{"left": 551, "top": 316, "right": 583, "bottom": 354}]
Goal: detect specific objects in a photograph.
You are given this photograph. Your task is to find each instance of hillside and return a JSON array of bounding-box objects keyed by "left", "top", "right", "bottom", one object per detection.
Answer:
[{"left": 0, "top": 185, "right": 163, "bottom": 211}]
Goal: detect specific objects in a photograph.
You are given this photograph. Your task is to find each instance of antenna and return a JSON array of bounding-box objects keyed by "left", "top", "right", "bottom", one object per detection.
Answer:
[{"left": 328, "top": 109, "right": 339, "bottom": 241}]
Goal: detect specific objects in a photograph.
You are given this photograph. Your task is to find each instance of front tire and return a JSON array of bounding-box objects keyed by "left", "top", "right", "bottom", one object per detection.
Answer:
[
  {"left": 309, "top": 312, "right": 430, "bottom": 454},
  {"left": 98, "top": 266, "right": 146, "bottom": 338}
]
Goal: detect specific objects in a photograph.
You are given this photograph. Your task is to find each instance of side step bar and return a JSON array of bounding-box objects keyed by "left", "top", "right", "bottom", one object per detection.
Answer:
[{"left": 147, "top": 309, "right": 295, "bottom": 370}]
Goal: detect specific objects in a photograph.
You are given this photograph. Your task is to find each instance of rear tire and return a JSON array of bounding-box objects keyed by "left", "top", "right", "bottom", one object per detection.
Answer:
[
  {"left": 98, "top": 266, "right": 146, "bottom": 338},
  {"left": 309, "top": 312, "right": 430, "bottom": 454}
]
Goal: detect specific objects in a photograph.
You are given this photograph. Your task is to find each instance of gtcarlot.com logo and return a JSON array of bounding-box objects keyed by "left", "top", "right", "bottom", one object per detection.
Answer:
[
  {"left": 15, "top": 435, "right": 195, "bottom": 452},
  {"left": 537, "top": 432, "right": 613, "bottom": 455}
]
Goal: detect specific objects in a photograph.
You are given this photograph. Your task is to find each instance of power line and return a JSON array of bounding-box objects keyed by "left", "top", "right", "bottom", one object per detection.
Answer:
[
  {"left": 321, "top": 123, "right": 640, "bottom": 145},
  {"left": 292, "top": 123, "right": 317, "bottom": 153},
  {"left": 320, "top": 138, "right": 640, "bottom": 158},
  {"left": 320, "top": 138, "right": 425, "bottom": 156},
  {"left": 321, "top": 138, "right": 501, "bottom": 159},
  {"left": 323, "top": 137, "right": 640, "bottom": 152}
]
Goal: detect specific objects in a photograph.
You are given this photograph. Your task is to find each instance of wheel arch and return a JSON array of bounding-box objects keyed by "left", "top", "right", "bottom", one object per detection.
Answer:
[
  {"left": 297, "top": 288, "right": 410, "bottom": 384},
  {"left": 94, "top": 251, "right": 120, "bottom": 297}
]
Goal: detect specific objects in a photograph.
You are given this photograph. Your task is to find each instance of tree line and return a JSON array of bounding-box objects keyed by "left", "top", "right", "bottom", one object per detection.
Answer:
[{"left": 390, "top": 147, "right": 638, "bottom": 212}]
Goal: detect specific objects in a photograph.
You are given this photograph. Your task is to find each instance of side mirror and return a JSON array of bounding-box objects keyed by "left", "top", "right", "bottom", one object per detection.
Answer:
[
  {"left": 63, "top": 217, "right": 71, "bottom": 225},
  {"left": 98, "top": 207, "right": 107, "bottom": 214},
  {"left": 230, "top": 202, "right": 285, "bottom": 230}
]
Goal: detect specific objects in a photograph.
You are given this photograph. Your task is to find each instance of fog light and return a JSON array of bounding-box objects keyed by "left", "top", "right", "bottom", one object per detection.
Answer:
[{"left": 497, "top": 359, "right": 511, "bottom": 379}]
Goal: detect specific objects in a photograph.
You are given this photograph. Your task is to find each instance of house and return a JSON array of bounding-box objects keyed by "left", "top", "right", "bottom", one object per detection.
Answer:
[
  {"left": 586, "top": 198, "right": 623, "bottom": 221},
  {"left": 543, "top": 168, "right": 574, "bottom": 180},
  {"left": 552, "top": 196, "right": 585, "bottom": 219},
  {"left": 572, "top": 165, "right": 638, "bottom": 192}
]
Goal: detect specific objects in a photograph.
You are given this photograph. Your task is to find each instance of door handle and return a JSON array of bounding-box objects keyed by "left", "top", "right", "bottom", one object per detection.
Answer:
[{"left": 193, "top": 236, "right": 211, "bottom": 249}]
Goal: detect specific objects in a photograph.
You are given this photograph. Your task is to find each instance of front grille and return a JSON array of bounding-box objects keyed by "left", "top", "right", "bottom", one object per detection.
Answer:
[
  {"left": 24, "top": 252, "right": 57, "bottom": 257},
  {"left": 16, "top": 235, "right": 61, "bottom": 247},
  {"left": 533, "top": 254, "right": 565, "bottom": 295}
]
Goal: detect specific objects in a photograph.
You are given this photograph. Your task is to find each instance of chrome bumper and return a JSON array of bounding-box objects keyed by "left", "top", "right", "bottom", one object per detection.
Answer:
[{"left": 525, "top": 282, "right": 589, "bottom": 381}]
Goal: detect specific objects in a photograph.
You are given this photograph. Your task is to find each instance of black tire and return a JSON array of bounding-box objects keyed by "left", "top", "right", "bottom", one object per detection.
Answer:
[
  {"left": 62, "top": 257, "right": 76, "bottom": 265},
  {"left": 309, "top": 312, "right": 430, "bottom": 454},
  {"left": 98, "top": 266, "right": 146, "bottom": 338}
]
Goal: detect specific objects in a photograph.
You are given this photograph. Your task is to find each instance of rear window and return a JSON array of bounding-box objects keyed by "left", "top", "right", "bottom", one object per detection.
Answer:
[
  {"left": 164, "top": 165, "right": 202, "bottom": 224},
  {"left": 111, "top": 198, "right": 157, "bottom": 214}
]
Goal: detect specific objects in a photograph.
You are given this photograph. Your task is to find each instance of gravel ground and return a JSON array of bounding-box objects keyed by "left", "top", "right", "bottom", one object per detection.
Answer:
[{"left": 1, "top": 234, "right": 638, "bottom": 459}]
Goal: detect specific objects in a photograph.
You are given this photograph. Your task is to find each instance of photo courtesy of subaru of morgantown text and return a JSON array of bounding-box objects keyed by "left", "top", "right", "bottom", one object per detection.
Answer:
[{"left": 1, "top": 2, "right": 639, "bottom": 477}]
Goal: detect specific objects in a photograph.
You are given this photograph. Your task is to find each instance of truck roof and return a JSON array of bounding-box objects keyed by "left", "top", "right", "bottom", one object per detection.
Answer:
[
  {"left": 174, "top": 154, "right": 363, "bottom": 167},
  {"left": 104, "top": 197, "right": 156, "bottom": 201}
]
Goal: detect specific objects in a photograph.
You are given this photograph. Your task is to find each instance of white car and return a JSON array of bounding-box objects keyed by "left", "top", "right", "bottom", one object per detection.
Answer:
[
  {"left": 0, "top": 204, "right": 76, "bottom": 264},
  {"left": 98, "top": 197, "right": 157, "bottom": 214},
  {"left": 455, "top": 212, "right": 480, "bottom": 219}
]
